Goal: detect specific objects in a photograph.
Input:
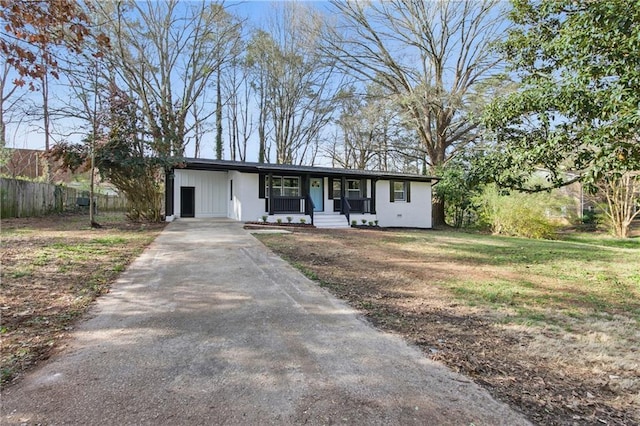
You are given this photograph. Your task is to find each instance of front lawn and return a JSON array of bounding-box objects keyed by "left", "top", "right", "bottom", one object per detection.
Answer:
[
  {"left": 256, "top": 228, "right": 640, "bottom": 425},
  {"left": 0, "top": 213, "right": 164, "bottom": 387}
]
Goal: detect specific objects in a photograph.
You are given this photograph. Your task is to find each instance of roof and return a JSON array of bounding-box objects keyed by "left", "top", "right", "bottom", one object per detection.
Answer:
[{"left": 176, "top": 158, "right": 439, "bottom": 183}]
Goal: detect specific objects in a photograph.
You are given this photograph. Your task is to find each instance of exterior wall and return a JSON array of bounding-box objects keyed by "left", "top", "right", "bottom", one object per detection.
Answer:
[
  {"left": 174, "top": 169, "right": 228, "bottom": 218},
  {"left": 173, "top": 169, "right": 434, "bottom": 228},
  {"left": 228, "top": 171, "right": 268, "bottom": 222},
  {"left": 375, "top": 180, "right": 432, "bottom": 228}
]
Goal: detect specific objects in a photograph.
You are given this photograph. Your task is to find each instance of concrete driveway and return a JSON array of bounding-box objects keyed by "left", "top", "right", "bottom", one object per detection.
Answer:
[{"left": 2, "top": 219, "right": 529, "bottom": 425}]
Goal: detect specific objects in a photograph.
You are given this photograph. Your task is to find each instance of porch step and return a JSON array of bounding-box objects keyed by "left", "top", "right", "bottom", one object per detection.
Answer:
[{"left": 313, "top": 214, "right": 351, "bottom": 229}]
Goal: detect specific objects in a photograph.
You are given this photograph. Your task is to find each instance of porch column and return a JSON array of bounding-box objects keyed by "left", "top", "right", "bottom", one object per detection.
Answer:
[
  {"left": 268, "top": 172, "right": 274, "bottom": 215},
  {"left": 340, "top": 176, "right": 347, "bottom": 214},
  {"left": 303, "top": 174, "right": 310, "bottom": 215},
  {"left": 165, "top": 169, "right": 174, "bottom": 216},
  {"left": 371, "top": 178, "right": 377, "bottom": 214}
]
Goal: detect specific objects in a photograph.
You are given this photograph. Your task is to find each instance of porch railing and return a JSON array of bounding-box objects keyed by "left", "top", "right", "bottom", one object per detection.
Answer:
[
  {"left": 342, "top": 197, "right": 352, "bottom": 225},
  {"left": 270, "top": 196, "right": 305, "bottom": 214},
  {"left": 304, "top": 194, "right": 314, "bottom": 226},
  {"left": 347, "top": 197, "right": 372, "bottom": 214}
]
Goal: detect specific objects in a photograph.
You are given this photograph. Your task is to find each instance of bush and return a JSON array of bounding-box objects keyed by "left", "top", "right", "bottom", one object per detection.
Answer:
[
  {"left": 299, "top": 218, "right": 306, "bottom": 224},
  {"left": 476, "top": 185, "right": 559, "bottom": 239},
  {"left": 351, "top": 220, "right": 357, "bottom": 226},
  {"left": 276, "top": 218, "right": 282, "bottom": 224},
  {"left": 286, "top": 216, "right": 293, "bottom": 223}
]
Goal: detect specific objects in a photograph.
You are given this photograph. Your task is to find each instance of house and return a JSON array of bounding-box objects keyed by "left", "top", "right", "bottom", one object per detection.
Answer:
[
  {"left": 0, "top": 148, "right": 72, "bottom": 183},
  {"left": 165, "top": 159, "right": 439, "bottom": 228}
]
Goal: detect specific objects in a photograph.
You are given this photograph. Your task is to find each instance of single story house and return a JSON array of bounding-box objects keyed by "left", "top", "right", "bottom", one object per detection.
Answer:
[{"left": 165, "top": 159, "right": 439, "bottom": 228}]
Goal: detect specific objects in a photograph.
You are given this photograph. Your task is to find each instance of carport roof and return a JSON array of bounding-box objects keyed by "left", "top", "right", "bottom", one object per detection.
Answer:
[{"left": 176, "top": 158, "right": 439, "bottom": 183}]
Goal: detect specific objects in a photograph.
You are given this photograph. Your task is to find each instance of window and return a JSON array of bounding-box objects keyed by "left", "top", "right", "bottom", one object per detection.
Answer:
[
  {"left": 282, "top": 177, "right": 300, "bottom": 196},
  {"left": 394, "top": 181, "right": 406, "bottom": 201},
  {"left": 390, "top": 180, "right": 410, "bottom": 203},
  {"left": 332, "top": 179, "right": 341, "bottom": 199},
  {"left": 266, "top": 176, "right": 300, "bottom": 197},
  {"left": 347, "top": 179, "right": 360, "bottom": 199}
]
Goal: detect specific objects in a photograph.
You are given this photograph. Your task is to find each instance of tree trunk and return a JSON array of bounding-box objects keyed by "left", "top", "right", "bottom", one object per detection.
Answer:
[
  {"left": 432, "top": 197, "right": 446, "bottom": 228},
  {"left": 216, "top": 69, "right": 223, "bottom": 160}
]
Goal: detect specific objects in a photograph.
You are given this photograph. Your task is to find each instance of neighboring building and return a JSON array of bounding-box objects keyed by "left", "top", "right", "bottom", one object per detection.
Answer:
[
  {"left": 0, "top": 148, "right": 72, "bottom": 183},
  {"left": 166, "top": 159, "right": 439, "bottom": 228}
]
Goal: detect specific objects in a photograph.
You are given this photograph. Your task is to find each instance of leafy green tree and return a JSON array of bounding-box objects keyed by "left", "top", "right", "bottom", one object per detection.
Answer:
[
  {"left": 483, "top": 0, "right": 640, "bottom": 189},
  {"left": 434, "top": 158, "right": 482, "bottom": 228}
]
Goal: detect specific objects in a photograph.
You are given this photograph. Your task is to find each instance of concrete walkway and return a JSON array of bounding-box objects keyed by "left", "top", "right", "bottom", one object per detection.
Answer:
[{"left": 2, "top": 219, "right": 529, "bottom": 425}]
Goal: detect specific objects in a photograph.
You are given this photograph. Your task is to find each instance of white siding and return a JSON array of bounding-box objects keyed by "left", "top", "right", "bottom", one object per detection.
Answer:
[
  {"left": 375, "top": 180, "right": 432, "bottom": 228},
  {"left": 174, "top": 170, "right": 227, "bottom": 218},
  {"left": 228, "top": 171, "right": 267, "bottom": 221},
  {"left": 172, "top": 169, "right": 433, "bottom": 228}
]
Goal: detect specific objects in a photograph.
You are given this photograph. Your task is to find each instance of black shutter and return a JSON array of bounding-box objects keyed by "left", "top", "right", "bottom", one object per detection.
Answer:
[
  {"left": 406, "top": 181, "right": 411, "bottom": 203},
  {"left": 360, "top": 179, "right": 367, "bottom": 198},
  {"left": 259, "top": 174, "right": 265, "bottom": 198},
  {"left": 328, "top": 177, "right": 334, "bottom": 199},
  {"left": 389, "top": 180, "right": 395, "bottom": 202}
]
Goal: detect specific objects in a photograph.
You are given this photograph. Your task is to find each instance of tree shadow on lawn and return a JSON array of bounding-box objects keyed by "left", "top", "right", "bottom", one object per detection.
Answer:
[
  {"left": 401, "top": 232, "right": 630, "bottom": 266},
  {"left": 258, "top": 228, "right": 640, "bottom": 425}
]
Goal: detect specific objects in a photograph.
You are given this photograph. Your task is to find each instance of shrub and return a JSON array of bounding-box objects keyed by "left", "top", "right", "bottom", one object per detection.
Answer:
[
  {"left": 276, "top": 218, "right": 282, "bottom": 224},
  {"left": 286, "top": 216, "right": 293, "bottom": 223},
  {"left": 374, "top": 220, "right": 379, "bottom": 226},
  {"left": 475, "top": 184, "right": 558, "bottom": 239},
  {"left": 361, "top": 219, "right": 367, "bottom": 224},
  {"left": 351, "top": 220, "right": 357, "bottom": 226},
  {"left": 261, "top": 215, "right": 268, "bottom": 223},
  {"left": 368, "top": 221, "right": 374, "bottom": 226},
  {"left": 299, "top": 218, "right": 306, "bottom": 224}
]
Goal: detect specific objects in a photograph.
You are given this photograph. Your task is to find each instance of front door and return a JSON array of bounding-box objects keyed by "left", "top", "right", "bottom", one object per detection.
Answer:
[
  {"left": 309, "top": 177, "right": 323, "bottom": 212},
  {"left": 180, "top": 186, "right": 195, "bottom": 218}
]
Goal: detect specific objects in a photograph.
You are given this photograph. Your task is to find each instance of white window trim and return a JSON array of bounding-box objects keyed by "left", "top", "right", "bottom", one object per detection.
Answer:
[
  {"left": 394, "top": 181, "right": 407, "bottom": 202},
  {"left": 266, "top": 176, "right": 300, "bottom": 197}
]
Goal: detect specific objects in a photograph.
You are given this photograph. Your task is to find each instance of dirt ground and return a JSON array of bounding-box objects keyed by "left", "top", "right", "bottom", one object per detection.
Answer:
[
  {"left": 0, "top": 213, "right": 165, "bottom": 386},
  {"left": 2, "top": 215, "right": 637, "bottom": 425},
  {"left": 256, "top": 227, "right": 640, "bottom": 426}
]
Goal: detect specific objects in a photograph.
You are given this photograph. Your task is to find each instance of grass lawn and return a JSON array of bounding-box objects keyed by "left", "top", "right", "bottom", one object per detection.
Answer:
[
  {"left": 256, "top": 227, "right": 640, "bottom": 425},
  {"left": 0, "top": 213, "right": 165, "bottom": 387}
]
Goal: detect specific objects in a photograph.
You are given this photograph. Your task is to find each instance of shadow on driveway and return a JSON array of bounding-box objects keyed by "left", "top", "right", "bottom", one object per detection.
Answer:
[{"left": 2, "top": 219, "right": 530, "bottom": 425}]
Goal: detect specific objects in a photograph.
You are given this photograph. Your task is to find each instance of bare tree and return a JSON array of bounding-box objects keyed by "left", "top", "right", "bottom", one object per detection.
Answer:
[
  {"left": 247, "top": 3, "right": 339, "bottom": 165},
  {"left": 0, "top": 59, "right": 24, "bottom": 151},
  {"left": 595, "top": 171, "right": 640, "bottom": 238},
  {"left": 99, "top": 0, "right": 242, "bottom": 157},
  {"left": 331, "top": 84, "right": 411, "bottom": 171},
  {"left": 326, "top": 0, "right": 507, "bottom": 225},
  {"left": 55, "top": 52, "right": 108, "bottom": 225},
  {"left": 245, "top": 29, "right": 272, "bottom": 163},
  {"left": 224, "top": 53, "right": 252, "bottom": 162}
]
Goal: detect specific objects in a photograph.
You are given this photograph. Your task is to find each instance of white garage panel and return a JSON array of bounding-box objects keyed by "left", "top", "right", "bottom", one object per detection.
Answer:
[{"left": 175, "top": 170, "right": 228, "bottom": 218}]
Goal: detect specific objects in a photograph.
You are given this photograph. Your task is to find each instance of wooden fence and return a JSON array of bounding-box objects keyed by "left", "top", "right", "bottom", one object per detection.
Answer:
[{"left": 0, "top": 178, "right": 128, "bottom": 218}]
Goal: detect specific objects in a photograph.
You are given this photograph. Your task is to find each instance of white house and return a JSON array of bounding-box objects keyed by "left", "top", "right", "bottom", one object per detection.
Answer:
[{"left": 165, "top": 159, "right": 439, "bottom": 228}]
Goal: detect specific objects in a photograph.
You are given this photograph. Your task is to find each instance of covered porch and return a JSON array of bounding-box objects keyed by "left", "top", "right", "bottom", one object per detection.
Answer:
[{"left": 261, "top": 173, "right": 377, "bottom": 225}]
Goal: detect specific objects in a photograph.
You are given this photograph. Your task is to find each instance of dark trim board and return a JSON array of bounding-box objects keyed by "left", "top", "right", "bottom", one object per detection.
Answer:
[{"left": 175, "top": 158, "right": 439, "bottom": 183}]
